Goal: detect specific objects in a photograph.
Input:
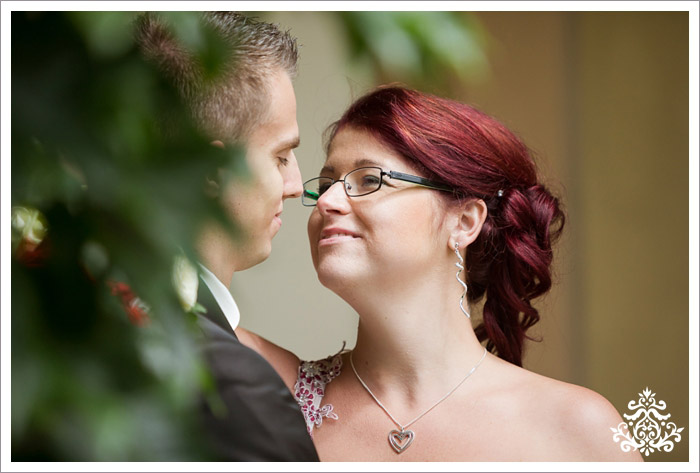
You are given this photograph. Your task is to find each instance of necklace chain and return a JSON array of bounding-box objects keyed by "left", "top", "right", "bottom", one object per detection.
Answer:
[{"left": 349, "top": 347, "right": 487, "bottom": 432}]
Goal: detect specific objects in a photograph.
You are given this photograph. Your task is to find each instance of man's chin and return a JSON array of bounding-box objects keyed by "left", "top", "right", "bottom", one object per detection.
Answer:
[{"left": 236, "top": 242, "right": 272, "bottom": 271}]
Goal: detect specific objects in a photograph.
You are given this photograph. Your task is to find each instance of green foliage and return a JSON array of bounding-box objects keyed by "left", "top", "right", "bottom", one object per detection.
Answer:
[
  {"left": 11, "top": 11, "right": 241, "bottom": 460},
  {"left": 337, "top": 11, "right": 490, "bottom": 95}
]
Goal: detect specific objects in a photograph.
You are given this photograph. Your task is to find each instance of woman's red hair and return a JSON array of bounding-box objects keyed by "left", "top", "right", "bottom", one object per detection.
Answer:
[{"left": 329, "top": 86, "right": 565, "bottom": 367}]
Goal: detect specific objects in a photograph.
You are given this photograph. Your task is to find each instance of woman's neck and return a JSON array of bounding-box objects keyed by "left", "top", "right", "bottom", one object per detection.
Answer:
[{"left": 346, "top": 273, "right": 487, "bottom": 408}]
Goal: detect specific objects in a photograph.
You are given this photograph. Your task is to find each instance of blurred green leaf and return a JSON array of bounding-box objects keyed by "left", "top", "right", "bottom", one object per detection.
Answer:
[
  {"left": 160, "top": 12, "right": 206, "bottom": 52},
  {"left": 69, "top": 11, "right": 136, "bottom": 59},
  {"left": 337, "top": 11, "right": 490, "bottom": 95},
  {"left": 160, "top": 12, "right": 230, "bottom": 80}
]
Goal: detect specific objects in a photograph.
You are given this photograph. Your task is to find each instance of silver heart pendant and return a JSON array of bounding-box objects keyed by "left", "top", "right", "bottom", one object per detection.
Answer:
[{"left": 388, "top": 429, "right": 414, "bottom": 454}]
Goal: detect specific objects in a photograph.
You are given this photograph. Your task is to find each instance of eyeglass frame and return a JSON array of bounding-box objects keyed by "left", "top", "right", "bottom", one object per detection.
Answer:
[{"left": 302, "top": 166, "right": 453, "bottom": 207}]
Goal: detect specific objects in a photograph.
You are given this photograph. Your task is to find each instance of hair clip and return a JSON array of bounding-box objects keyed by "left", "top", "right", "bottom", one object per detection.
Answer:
[{"left": 497, "top": 189, "right": 504, "bottom": 198}]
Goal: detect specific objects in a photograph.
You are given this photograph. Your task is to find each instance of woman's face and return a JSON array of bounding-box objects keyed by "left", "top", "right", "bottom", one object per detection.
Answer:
[{"left": 307, "top": 127, "right": 450, "bottom": 293}]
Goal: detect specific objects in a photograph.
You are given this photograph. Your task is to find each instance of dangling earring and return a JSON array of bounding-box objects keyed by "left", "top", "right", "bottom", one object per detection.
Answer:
[{"left": 454, "top": 242, "right": 470, "bottom": 318}]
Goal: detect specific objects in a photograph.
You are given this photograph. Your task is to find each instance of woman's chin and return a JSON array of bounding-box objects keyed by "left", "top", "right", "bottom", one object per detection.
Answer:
[{"left": 316, "top": 267, "right": 359, "bottom": 294}]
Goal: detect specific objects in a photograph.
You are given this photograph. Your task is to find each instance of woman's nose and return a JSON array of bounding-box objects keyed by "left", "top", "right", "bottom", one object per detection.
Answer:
[{"left": 316, "top": 180, "right": 350, "bottom": 215}]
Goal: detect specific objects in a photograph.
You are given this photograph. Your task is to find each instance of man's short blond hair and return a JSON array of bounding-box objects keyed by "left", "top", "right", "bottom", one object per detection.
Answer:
[{"left": 135, "top": 12, "right": 298, "bottom": 142}]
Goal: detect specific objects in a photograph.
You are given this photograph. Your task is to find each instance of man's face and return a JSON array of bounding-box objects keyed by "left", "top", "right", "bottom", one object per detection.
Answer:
[{"left": 220, "top": 68, "right": 302, "bottom": 270}]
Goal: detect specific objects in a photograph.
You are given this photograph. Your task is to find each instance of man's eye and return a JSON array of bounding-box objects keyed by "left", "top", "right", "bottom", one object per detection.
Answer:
[{"left": 278, "top": 157, "right": 289, "bottom": 166}]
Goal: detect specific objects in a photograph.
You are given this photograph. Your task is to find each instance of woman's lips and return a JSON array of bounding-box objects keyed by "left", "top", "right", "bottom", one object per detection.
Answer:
[{"left": 319, "top": 227, "right": 360, "bottom": 245}]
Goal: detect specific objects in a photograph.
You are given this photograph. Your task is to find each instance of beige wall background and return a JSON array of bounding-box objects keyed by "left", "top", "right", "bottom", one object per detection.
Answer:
[{"left": 233, "top": 11, "right": 689, "bottom": 461}]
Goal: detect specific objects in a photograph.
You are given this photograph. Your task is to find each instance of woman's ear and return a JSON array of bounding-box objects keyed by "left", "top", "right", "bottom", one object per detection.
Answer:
[{"left": 448, "top": 199, "right": 487, "bottom": 251}]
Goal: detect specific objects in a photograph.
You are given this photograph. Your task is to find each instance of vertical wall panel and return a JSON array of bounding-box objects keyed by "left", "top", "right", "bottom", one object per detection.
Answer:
[{"left": 576, "top": 11, "right": 689, "bottom": 461}]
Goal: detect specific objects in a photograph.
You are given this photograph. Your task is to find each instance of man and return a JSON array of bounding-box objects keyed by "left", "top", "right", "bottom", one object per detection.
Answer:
[{"left": 135, "top": 12, "right": 317, "bottom": 461}]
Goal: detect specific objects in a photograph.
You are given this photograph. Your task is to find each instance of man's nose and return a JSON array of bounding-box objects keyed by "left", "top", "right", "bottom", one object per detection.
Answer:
[{"left": 283, "top": 153, "right": 303, "bottom": 199}]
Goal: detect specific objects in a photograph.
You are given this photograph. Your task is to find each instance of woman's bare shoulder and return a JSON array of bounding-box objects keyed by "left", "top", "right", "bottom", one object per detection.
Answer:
[
  {"left": 235, "top": 327, "right": 301, "bottom": 392},
  {"left": 483, "top": 356, "right": 643, "bottom": 461}
]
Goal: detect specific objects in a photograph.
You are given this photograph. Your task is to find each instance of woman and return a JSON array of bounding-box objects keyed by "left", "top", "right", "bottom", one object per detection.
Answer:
[{"left": 239, "top": 86, "right": 642, "bottom": 461}]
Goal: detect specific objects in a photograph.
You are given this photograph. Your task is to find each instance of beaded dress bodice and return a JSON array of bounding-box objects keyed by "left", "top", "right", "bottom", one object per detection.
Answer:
[{"left": 293, "top": 352, "right": 343, "bottom": 436}]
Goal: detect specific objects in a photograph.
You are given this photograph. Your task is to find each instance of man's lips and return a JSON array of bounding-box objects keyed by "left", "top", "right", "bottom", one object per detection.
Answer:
[{"left": 273, "top": 210, "right": 283, "bottom": 227}]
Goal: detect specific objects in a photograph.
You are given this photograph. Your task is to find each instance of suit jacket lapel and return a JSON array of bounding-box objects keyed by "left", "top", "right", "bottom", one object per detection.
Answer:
[{"left": 197, "top": 277, "right": 238, "bottom": 339}]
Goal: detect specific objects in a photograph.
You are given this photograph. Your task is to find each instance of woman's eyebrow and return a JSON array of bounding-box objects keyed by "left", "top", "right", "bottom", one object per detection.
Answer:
[
  {"left": 320, "top": 158, "right": 383, "bottom": 175},
  {"left": 354, "top": 158, "right": 381, "bottom": 168}
]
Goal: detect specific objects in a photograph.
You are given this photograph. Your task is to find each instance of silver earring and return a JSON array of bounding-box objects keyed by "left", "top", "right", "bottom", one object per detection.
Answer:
[{"left": 454, "top": 243, "right": 470, "bottom": 318}]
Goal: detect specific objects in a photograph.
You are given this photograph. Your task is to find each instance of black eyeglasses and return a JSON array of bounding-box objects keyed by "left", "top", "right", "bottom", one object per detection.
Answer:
[{"left": 302, "top": 166, "right": 452, "bottom": 207}]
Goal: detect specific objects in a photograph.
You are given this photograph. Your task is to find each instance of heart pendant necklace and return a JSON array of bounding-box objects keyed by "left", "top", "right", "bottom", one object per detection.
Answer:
[
  {"left": 388, "top": 428, "right": 414, "bottom": 454},
  {"left": 349, "top": 347, "right": 487, "bottom": 454}
]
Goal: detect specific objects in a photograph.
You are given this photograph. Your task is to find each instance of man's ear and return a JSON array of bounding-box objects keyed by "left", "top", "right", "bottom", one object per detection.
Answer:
[
  {"left": 204, "top": 174, "right": 220, "bottom": 198},
  {"left": 204, "top": 140, "right": 226, "bottom": 197},
  {"left": 448, "top": 199, "right": 487, "bottom": 251}
]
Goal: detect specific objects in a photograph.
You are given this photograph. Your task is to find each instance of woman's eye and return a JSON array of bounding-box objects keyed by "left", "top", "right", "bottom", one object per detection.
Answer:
[
  {"left": 360, "top": 175, "right": 381, "bottom": 188},
  {"left": 318, "top": 182, "right": 332, "bottom": 195}
]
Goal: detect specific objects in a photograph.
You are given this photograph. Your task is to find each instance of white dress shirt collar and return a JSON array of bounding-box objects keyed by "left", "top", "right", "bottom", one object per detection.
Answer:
[{"left": 198, "top": 264, "right": 240, "bottom": 331}]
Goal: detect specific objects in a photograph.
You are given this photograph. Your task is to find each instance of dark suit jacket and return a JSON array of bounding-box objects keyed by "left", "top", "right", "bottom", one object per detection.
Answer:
[{"left": 195, "top": 281, "right": 319, "bottom": 461}]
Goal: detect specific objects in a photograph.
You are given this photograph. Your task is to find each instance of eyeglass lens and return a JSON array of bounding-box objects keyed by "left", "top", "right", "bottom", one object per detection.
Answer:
[{"left": 302, "top": 167, "right": 384, "bottom": 206}]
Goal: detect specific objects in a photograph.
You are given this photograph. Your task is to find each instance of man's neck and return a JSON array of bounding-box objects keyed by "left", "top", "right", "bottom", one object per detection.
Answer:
[
  {"left": 196, "top": 227, "right": 239, "bottom": 289},
  {"left": 201, "top": 255, "right": 235, "bottom": 289}
]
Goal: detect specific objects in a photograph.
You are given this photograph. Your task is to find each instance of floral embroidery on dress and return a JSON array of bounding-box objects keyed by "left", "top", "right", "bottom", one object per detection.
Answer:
[{"left": 294, "top": 350, "right": 343, "bottom": 436}]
